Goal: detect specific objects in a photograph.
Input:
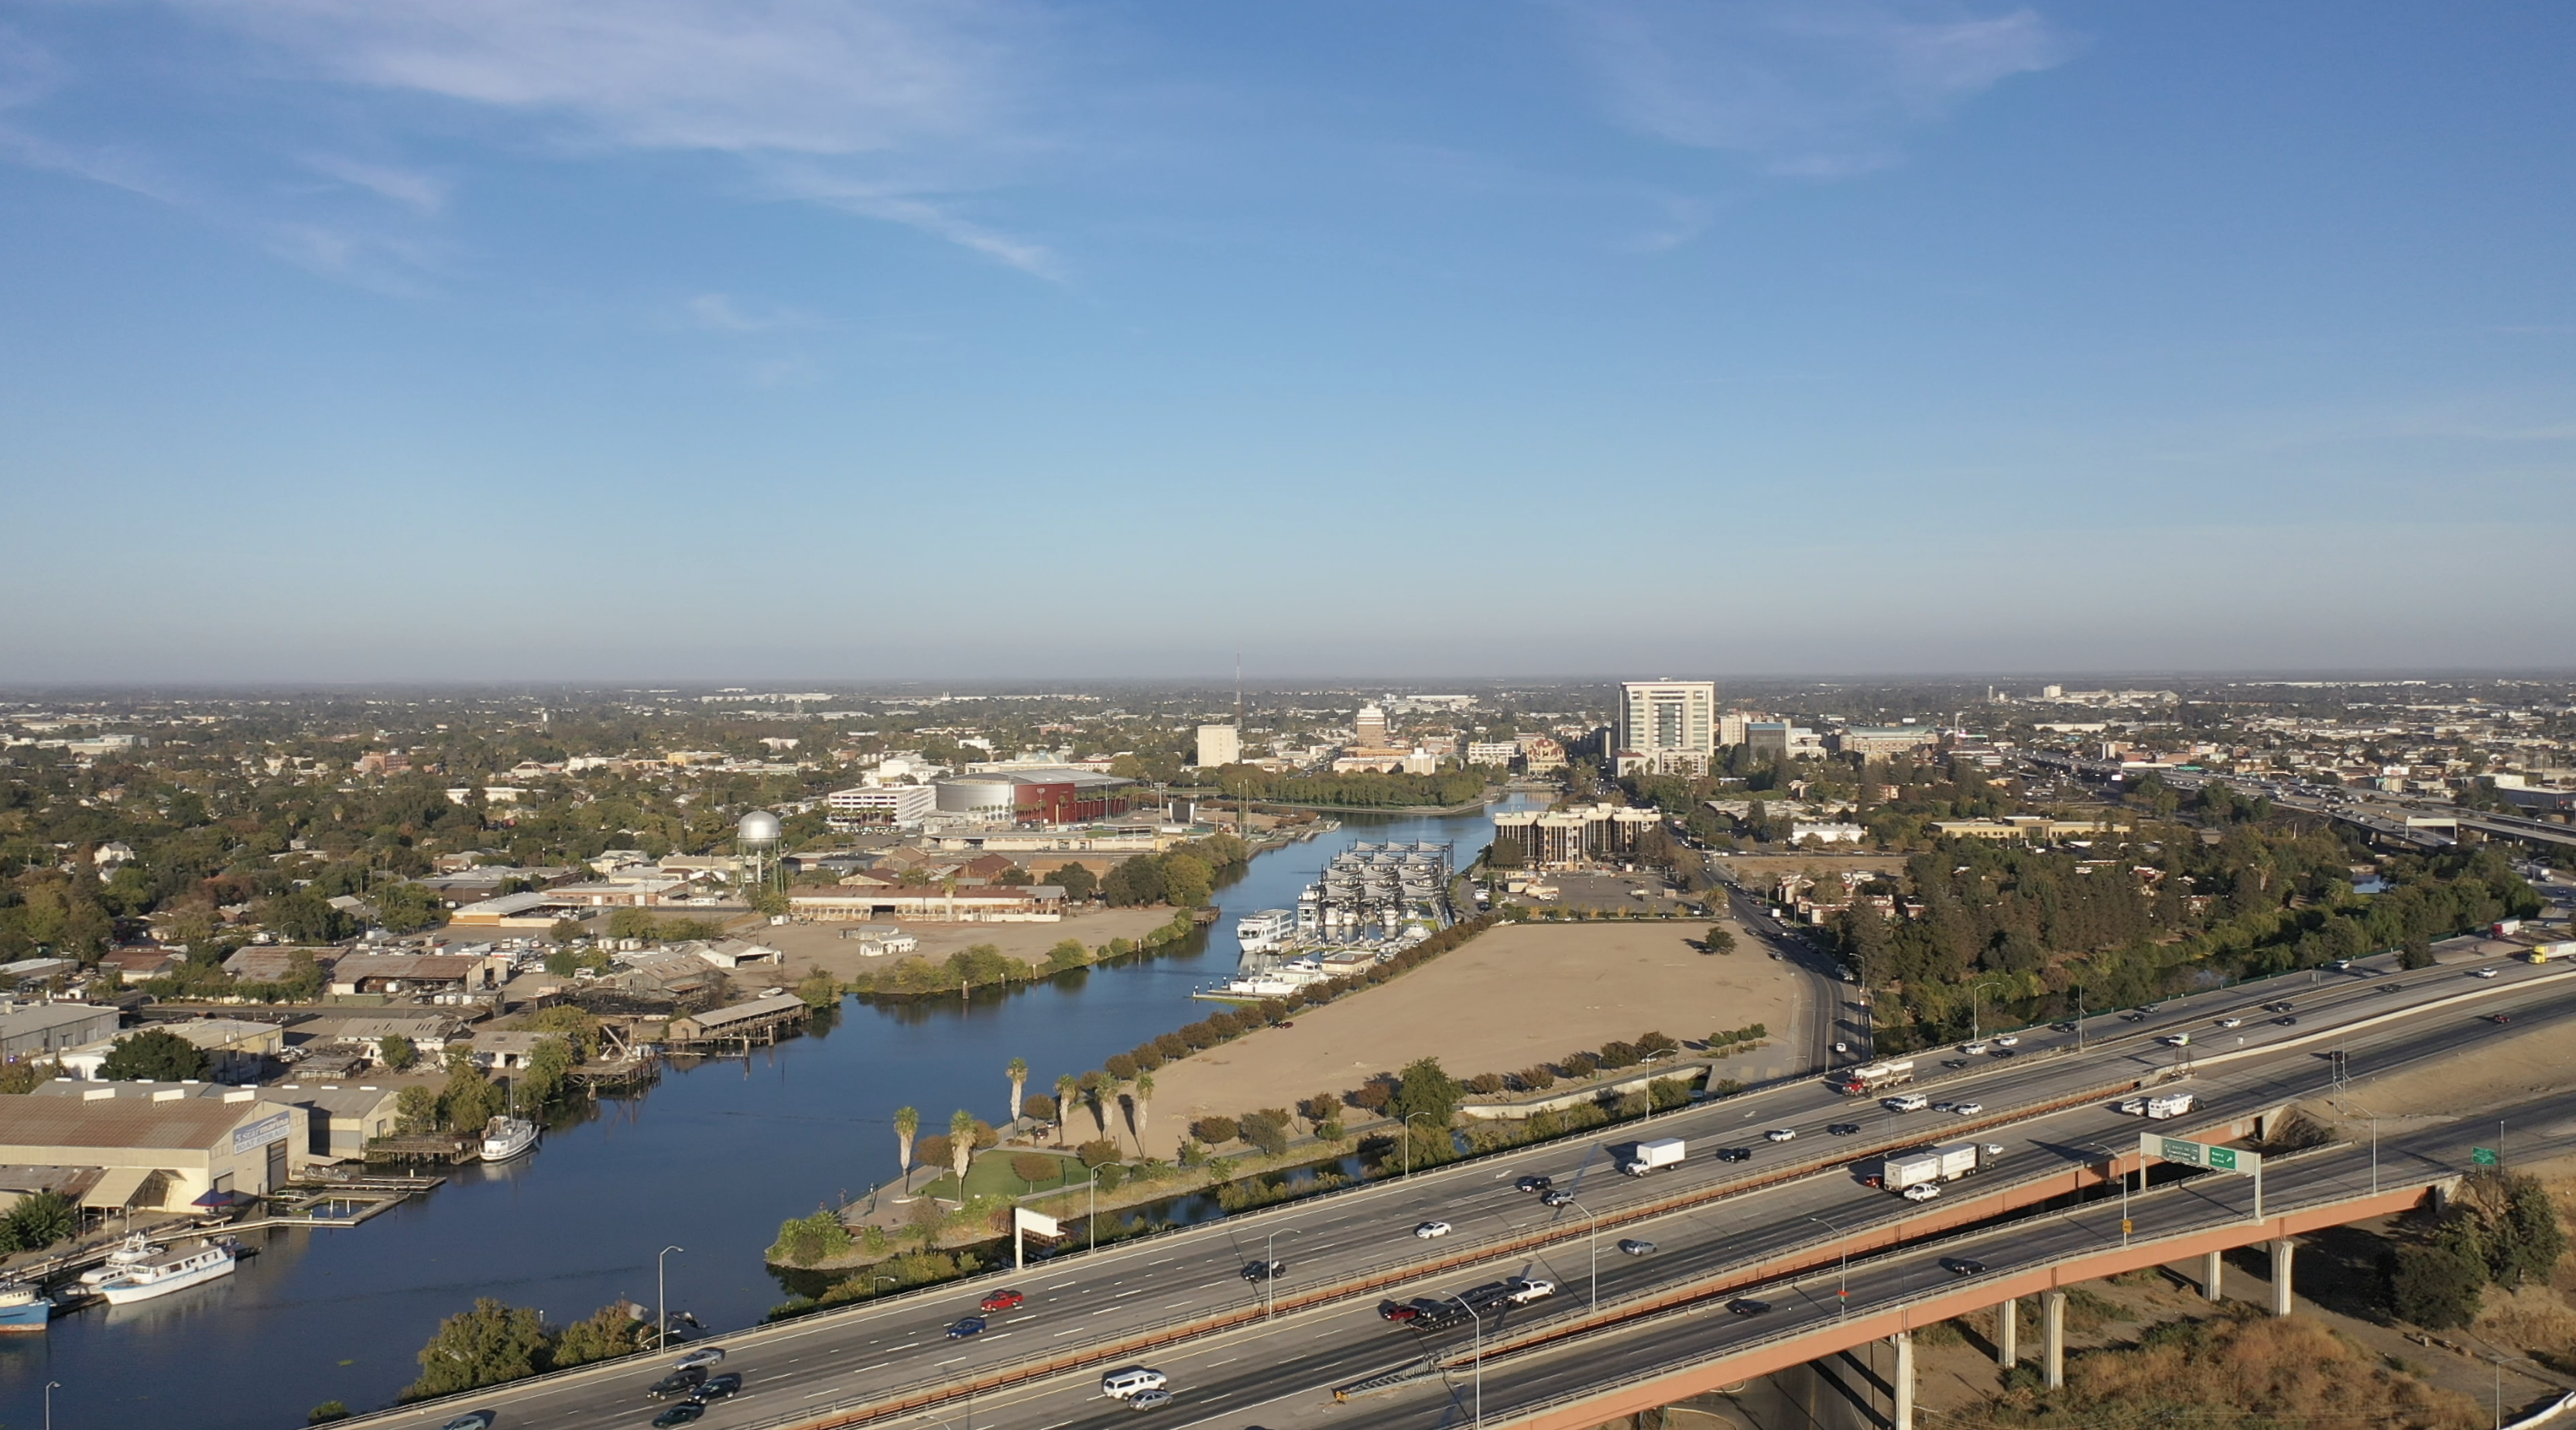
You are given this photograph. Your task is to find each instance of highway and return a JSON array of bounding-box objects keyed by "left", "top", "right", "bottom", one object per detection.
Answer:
[{"left": 344, "top": 946, "right": 2572, "bottom": 1430}]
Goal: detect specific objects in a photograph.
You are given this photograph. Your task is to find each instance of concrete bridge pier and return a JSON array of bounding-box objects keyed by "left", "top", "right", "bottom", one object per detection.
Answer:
[
  {"left": 1996, "top": 1296, "right": 2017, "bottom": 1368},
  {"left": 1889, "top": 1329, "right": 1915, "bottom": 1430},
  {"left": 2270, "top": 1239, "right": 2295, "bottom": 1316},
  {"left": 2201, "top": 1249, "right": 2224, "bottom": 1302},
  {"left": 2043, "top": 1291, "right": 2067, "bottom": 1389}
]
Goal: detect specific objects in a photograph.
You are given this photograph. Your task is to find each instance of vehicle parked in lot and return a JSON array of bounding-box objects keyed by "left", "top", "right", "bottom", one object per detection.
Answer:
[
  {"left": 648, "top": 1367, "right": 708, "bottom": 1399},
  {"left": 1617, "top": 1238, "right": 1656, "bottom": 1256},
  {"left": 1413, "top": 1221, "right": 1451, "bottom": 1239},
  {"left": 1102, "top": 1368, "right": 1169, "bottom": 1399},
  {"left": 1516, "top": 1175, "right": 1553, "bottom": 1192},
  {"left": 690, "top": 1374, "right": 743, "bottom": 1404},
  {"left": 980, "top": 1288, "right": 1026, "bottom": 1312}
]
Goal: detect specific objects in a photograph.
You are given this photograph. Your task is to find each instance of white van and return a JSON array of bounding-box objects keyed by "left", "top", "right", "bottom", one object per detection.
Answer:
[
  {"left": 1102, "top": 1369, "right": 1169, "bottom": 1400},
  {"left": 1883, "top": 1093, "right": 1930, "bottom": 1113}
]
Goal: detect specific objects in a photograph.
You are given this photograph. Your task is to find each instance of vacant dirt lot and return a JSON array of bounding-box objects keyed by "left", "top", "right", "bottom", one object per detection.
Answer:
[
  {"left": 747, "top": 906, "right": 1184, "bottom": 990},
  {"left": 2311, "top": 1008, "right": 2576, "bottom": 1127},
  {"left": 1129, "top": 919, "right": 1804, "bottom": 1160}
]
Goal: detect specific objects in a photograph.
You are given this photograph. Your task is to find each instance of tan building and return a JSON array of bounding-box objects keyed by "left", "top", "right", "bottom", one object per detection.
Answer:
[{"left": 0, "top": 1093, "right": 308, "bottom": 1212}]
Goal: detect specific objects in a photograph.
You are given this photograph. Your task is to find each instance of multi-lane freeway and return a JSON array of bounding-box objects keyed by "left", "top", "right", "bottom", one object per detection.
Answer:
[{"left": 349, "top": 945, "right": 2572, "bottom": 1430}]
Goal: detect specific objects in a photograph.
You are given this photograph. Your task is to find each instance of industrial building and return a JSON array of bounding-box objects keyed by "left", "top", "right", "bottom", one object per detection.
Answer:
[
  {"left": 1615, "top": 681, "right": 1717, "bottom": 776},
  {"left": 0, "top": 1093, "right": 309, "bottom": 1212},
  {"left": 0, "top": 1003, "right": 122, "bottom": 1064},
  {"left": 931, "top": 771, "right": 1134, "bottom": 826},
  {"left": 788, "top": 885, "right": 1070, "bottom": 923},
  {"left": 33, "top": 1079, "right": 402, "bottom": 1162}
]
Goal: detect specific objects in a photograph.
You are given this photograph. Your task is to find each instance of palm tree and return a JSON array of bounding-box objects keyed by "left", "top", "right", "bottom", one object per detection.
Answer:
[
  {"left": 1132, "top": 1072, "right": 1155, "bottom": 1141},
  {"left": 1007, "top": 1057, "right": 1029, "bottom": 1123},
  {"left": 1053, "top": 1074, "right": 1078, "bottom": 1144},
  {"left": 947, "top": 1108, "right": 977, "bottom": 1193},
  {"left": 894, "top": 1106, "right": 920, "bottom": 1179}
]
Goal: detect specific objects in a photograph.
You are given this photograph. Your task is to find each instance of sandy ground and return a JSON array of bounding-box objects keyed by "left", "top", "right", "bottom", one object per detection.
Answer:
[
  {"left": 1127, "top": 921, "right": 1804, "bottom": 1160},
  {"left": 2309, "top": 1009, "right": 2576, "bottom": 1126},
  {"left": 751, "top": 906, "right": 1184, "bottom": 986}
]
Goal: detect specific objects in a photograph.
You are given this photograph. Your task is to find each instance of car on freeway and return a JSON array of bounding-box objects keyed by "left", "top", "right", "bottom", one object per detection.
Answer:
[
  {"left": 1414, "top": 1220, "right": 1452, "bottom": 1239},
  {"left": 673, "top": 1346, "right": 726, "bottom": 1370},
  {"left": 1102, "top": 1369, "right": 1169, "bottom": 1399},
  {"left": 1379, "top": 1301, "right": 1421, "bottom": 1321},
  {"left": 690, "top": 1374, "right": 743, "bottom": 1404},
  {"left": 2263, "top": 1000, "right": 2294, "bottom": 1012},
  {"left": 1828, "top": 1123, "right": 1862, "bottom": 1136},
  {"left": 980, "top": 1288, "right": 1026, "bottom": 1312},
  {"left": 1951, "top": 1102, "right": 1984, "bottom": 1116},
  {"left": 2472, "top": 967, "right": 2500, "bottom": 979},
  {"left": 1617, "top": 1238, "right": 1657, "bottom": 1256},
  {"left": 1240, "top": 1260, "right": 1287, "bottom": 1282},
  {"left": 947, "top": 1315, "right": 988, "bottom": 1339},
  {"left": 1517, "top": 1175, "right": 1553, "bottom": 1193},
  {"left": 2379, "top": 984, "right": 2406, "bottom": 994},
  {"left": 1960, "top": 1040, "right": 1991, "bottom": 1055},
  {"left": 1507, "top": 1278, "right": 1557, "bottom": 1304},
  {"left": 648, "top": 1367, "right": 708, "bottom": 1399},
  {"left": 1903, "top": 1183, "right": 1942, "bottom": 1202},
  {"left": 1541, "top": 1189, "right": 1577, "bottom": 1206},
  {"left": 2332, "top": 960, "right": 2353, "bottom": 970},
  {"left": 2491, "top": 1013, "right": 2514, "bottom": 1025},
  {"left": 440, "top": 1417, "right": 494, "bottom": 1430},
  {"left": 1715, "top": 1147, "right": 1752, "bottom": 1162},
  {"left": 1941, "top": 1058, "right": 1971, "bottom": 1069},
  {"left": 1128, "top": 1389, "right": 1176, "bottom": 1411},
  {"left": 1941, "top": 1257, "right": 1988, "bottom": 1276},
  {"left": 652, "top": 1404, "right": 704, "bottom": 1428},
  {"left": 1765, "top": 1127, "right": 1797, "bottom": 1143},
  {"left": 2122, "top": 1011, "right": 2148, "bottom": 1023},
  {"left": 1994, "top": 1035, "right": 2019, "bottom": 1048},
  {"left": 1727, "top": 1298, "right": 1772, "bottom": 1315},
  {"left": 2217, "top": 1017, "right": 2243, "bottom": 1028},
  {"left": 2275, "top": 1015, "right": 2300, "bottom": 1026}
]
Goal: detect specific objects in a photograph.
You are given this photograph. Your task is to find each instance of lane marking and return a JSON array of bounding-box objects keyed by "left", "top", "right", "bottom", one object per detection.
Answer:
[
  {"left": 1053, "top": 1328, "right": 1085, "bottom": 1338},
  {"left": 937, "top": 1354, "right": 971, "bottom": 1366},
  {"left": 1046, "top": 1279, "right": 1077, "bottom": 1289}
]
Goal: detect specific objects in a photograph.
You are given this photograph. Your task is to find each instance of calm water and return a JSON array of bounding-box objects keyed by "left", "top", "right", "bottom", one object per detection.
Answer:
[{"left": 0, "top": 799, "right": 1535, "bottom": 1430}]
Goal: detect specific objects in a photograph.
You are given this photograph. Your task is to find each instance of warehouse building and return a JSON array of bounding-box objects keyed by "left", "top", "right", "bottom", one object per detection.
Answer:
[{"left": 0, "top": 1093, "right": 309, "bottom": 1212}]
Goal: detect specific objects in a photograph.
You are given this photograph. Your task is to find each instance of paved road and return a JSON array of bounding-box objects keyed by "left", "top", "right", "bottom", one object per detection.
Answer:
[{"left": 355, "top": 947, "right": 2570, "bottom": 1430}]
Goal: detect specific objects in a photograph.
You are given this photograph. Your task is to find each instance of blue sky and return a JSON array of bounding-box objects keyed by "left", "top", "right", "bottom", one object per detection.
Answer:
[{"left": 2, "top": 2, "right": 2570, "bottom": 683}]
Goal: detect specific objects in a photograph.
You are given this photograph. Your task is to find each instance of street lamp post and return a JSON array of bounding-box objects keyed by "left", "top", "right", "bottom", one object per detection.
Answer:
[
  {"left": 1263, "top": 1226, "right": 1302, "bottom": 1319},
  {"left": 1442, "top": 1294, "right": 1483, "bottom": 1430},
  {"left": 656, "top": 1244, "right": 684, "bottom": 1350},
  {"left": 45, "top": 1380, "right": 60, "bottom": 1430},
  {"left": 1807, "top": 1215, "right": 1848, "bottom": 1317},
  {"left": 1564, "top": 1197, "right": 1601, "bottom": 1312},
  {"left": 2087, "top": 1143, "right": 2129, "bottom": 1241},
  {"left": 1087, "top": 1165, "right": 1101, "bottom": 1251}
]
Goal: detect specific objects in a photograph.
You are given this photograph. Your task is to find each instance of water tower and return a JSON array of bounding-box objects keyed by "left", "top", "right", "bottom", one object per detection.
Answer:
[{"left": 735, "top": 809, "right": 786, "bottom": 899}]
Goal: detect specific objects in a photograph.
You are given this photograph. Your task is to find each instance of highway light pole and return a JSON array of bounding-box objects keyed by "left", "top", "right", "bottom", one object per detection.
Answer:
[
  {"left": 44, "top": 1380, "right": 59, "bottom": 1430},
  {"left": 1087, "top": 1165, "right": 1101, "bottom": 1250},
  {"left": 1807, "top": 1214, "right": 1848, "bottom": 1317},
  {"left": 1968, "top": 977, "right": 2007, "bottom": 1042},
  {"left": 1264, "top": 1226, "right": 1302, "bottom": 1320},
  {"left": 2085, "top": 1143, "right": 2129, "bottom": 1243},
  {"left": 1401, "top": 1113, "right": 1431, "bottom": 1176},
  {"left": 1564, "top": 1197, "right": 1601, "bottom": 1312},
  {"left": 1442, "top": 1293, "right": 1482, "bottom": 1430},
  {"left": 656, "top": 1244, "right": 683, "bottom": 1350}
]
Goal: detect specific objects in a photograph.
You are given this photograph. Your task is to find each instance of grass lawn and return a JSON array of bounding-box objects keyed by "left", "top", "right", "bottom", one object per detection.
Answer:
[{"left": 916, "top": 1148, "right": 1088, "bottom": 1202}]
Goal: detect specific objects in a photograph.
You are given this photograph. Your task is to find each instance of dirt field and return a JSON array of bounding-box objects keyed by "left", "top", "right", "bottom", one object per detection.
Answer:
[
  {"left": 1129, "top": 920, "right": 1805, "bottom": 1160},
  {"left": 747, "top": 907, "right": 1184, "bottom": 990},
  {"left": 2310, "top": 1010, "right": 2576, "bottom": 1127}
]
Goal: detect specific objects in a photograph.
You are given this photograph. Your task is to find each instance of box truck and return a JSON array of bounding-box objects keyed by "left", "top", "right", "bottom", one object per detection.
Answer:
[{"left": 1623, "top": 1138, "right": 1686, "bottom": 1176}]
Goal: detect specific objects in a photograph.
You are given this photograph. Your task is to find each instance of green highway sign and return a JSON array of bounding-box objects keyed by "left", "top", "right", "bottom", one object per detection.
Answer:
[
  {"left": 2472, "top": 1147, "right": 2499, "bottom": 1167},
  {"left": 2144, "top": 1133, "right": 2264, "bottom": 1177}
]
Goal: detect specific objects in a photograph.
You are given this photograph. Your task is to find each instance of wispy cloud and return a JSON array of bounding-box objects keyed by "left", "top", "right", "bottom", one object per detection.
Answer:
[
  {"left": 687, "top": 292, "right": 818, "bottom": 332},
  {"left": 1568, "top": 0, "right": 2071, "bottom": 176},
  {"left": 302, "top": 154, "right": 449, "bottom": 214},
  {"left": 159, "top": 0, "right": 1061, "bottom": 272}
]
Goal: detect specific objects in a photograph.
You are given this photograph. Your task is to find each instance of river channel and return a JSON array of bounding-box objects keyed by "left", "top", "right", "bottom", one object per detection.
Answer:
[{"left": 0, "top": 797, "right": 1538, "bottom": 1430}]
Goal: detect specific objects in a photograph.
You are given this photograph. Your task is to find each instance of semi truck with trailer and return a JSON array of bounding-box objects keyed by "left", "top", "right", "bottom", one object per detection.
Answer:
[
  {"left": 1879, "top": 1141, "right": 1990, "bottom": 1192},
  {"left": 1834, "top": 1059, "right": 1917, "bottom": 1096}
]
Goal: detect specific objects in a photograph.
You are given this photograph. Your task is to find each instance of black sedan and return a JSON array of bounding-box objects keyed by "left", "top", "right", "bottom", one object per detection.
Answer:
[
  {"left": 1941, "top": 1257, "right": 1988, "bottom": 1276},
  {"left": 1240, "top": 1261, "right": 1287, "bottom": 1282},
  {"left": 652, "top": 1404, "right": 704, "bottom": 1428},
  {"left": 690, "top": 1374, "right": 743, "bottom": 1404},
  {"left": 647, "top": 1367, "right": 708, "bottom": 1400},
  {"left": 1727, "top": 1298, "right": 1772, "bottom": 1315},
  {"left": 1827, "top": 1124, "right": 1862, "bottom": 1136},
  {"left": 1516, "top": 1175, "right": 1553, "bottom": 1193},
  {"left": 1714, "top": 1147, "right": 1752, "bottom": 1163}
]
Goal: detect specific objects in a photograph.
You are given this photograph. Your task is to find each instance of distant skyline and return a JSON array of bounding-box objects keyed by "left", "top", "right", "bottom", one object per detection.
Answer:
[{"left": 4, "top": 2, "right": 2571, "bottom": 681}]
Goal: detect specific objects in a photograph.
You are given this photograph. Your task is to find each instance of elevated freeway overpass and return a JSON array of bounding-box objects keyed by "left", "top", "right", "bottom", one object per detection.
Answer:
[{"left": 337, "top": 951, "right": 2575, "bottom": 1430}]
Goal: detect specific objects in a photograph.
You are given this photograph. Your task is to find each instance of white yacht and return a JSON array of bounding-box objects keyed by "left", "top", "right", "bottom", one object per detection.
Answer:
[
  {"left": 94, "top": 1242, "right": 235, "bottom": 1305},
  {"left": 480, "top": 1116, "right": 540, "bottom": 1162},
  {"left": 1235, "top": 909, "right": 1297, "bottom": 956},
  {"left": 78, "top": 1233, "right": 163, "bottom": 1286}
]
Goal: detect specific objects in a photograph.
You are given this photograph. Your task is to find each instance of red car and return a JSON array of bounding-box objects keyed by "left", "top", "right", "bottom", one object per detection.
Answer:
[
  {"left": 1379, "top": 1301, "right": 1420, "bottom": 1322},
  {"left": 979, "top": 1289, "right": 1026, "bottom": 1312}
]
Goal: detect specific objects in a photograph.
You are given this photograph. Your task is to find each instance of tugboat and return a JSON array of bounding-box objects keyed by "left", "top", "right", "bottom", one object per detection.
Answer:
[
  {"left": 0, "top": 1279, "right": 51, "bottom": 1332},
  {"left": 94, "top": 1240, "right": 236, "bottom": 1305},
  {"left": 479, "top": 1114, "right": 539, "bottom": 1162}
]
